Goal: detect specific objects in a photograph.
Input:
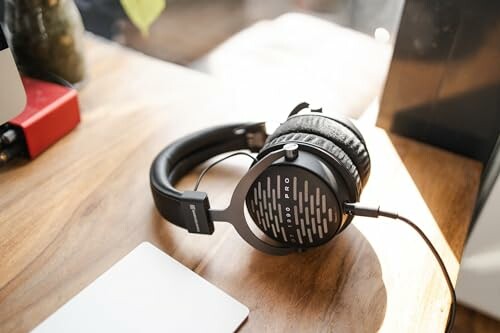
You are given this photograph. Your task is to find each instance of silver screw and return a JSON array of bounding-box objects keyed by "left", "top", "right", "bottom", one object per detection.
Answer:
[{"left": 284, "top": 143, "right": 299, "bottom": 161}]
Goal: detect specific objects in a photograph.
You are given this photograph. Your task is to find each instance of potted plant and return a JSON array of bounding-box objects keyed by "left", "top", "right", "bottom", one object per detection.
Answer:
[{"left": 4, "top": 0, "right": 165, "bottom": 84}]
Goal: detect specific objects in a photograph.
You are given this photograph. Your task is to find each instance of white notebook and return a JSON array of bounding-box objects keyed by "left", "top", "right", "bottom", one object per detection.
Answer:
[{"left": 33, "top": 242, "right": 249, "bottom": 333}]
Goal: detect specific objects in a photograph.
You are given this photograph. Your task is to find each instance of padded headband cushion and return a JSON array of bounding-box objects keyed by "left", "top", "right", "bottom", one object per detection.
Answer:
[
  {"left": 264, "top": 114, "right": 370, "bottom": 185},
  {"left": 263, "top": 132, "right": 361, "bottom": 194},
  {"left": 150, "top": 122, "right": 264, "bottom": 232}
]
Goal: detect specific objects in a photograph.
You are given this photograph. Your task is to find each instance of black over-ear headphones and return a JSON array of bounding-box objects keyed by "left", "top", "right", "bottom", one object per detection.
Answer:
[
  {"left": 150, "top": 102, "right": 457, "bottom": 331},
  {"left": 150, "top": 103, "right": 370, "bottom": 255}
]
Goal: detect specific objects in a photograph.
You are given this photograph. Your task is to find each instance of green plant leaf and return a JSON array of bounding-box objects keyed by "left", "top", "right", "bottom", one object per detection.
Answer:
[{"left": 120, "top": 0, "right": 165, "bottom": 36}]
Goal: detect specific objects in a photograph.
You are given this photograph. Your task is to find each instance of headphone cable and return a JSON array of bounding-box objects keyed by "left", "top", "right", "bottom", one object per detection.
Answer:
[
  {"left": 344, "top": 203, "right": 456, "bottom": 333},
  {"left": 193, "top": 152, "right": 257, "bottom": 191}
]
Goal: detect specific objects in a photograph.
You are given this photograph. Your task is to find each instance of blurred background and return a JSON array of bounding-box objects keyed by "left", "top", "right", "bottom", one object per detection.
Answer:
[
  {"left": 1, "top": 1, "right": 498, "bottom": 331},
  {"left": 69, "top": 0, "right": 404, "bottom": 125},
  {"left": 73, "top": 0, "right": 402, "bottom": 64}
]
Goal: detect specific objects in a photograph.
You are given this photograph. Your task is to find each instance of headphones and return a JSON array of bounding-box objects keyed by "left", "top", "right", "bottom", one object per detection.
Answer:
[
  {"left": 150, "top": 105, "right": 458, "bottom": 332},
  {"left": 150, "top": 103, "right": 370, "bottom": 255}
]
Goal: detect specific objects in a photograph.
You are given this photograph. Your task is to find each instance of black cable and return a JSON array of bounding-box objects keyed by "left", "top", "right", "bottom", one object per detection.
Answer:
[
  {"left": 193, "top": 152, "right": 257, "bottom": 191},
  {"left": 344, "top": 203, "right": 456, "bottom": 333}
]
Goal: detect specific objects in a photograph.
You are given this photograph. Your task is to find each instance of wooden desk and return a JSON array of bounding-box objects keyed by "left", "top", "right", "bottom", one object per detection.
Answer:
[{"left": 0, "top": 36, "right": 481, "bottom": 332}]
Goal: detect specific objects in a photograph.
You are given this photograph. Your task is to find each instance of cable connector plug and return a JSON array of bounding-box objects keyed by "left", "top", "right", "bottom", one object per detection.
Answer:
[
  {"left": 343, "top": 202, "right": 399, "bottom": 219},
  {"left": 343, "top": 202, "right": 380, "bottom": 217}
]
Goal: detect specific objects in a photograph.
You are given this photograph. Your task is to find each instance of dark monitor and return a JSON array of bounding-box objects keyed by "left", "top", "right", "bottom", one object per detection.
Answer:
[{"left": 378, "top": 0, "right": 500, "bottom": 165}]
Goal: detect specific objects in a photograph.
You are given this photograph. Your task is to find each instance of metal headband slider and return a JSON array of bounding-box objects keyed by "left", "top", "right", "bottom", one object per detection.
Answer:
[{"left": 181, "top": 191, "right": 213, "bottom": 234}]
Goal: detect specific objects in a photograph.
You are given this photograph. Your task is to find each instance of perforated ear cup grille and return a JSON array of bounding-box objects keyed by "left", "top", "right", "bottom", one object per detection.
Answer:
[
  {"left": 265, "top": 114, "right": 370, "bottom": 186},
  {"left": 246, "top": 165, "right": 343, "bottom": 248},
  {"left": 261, "top": 132, "right": 361, "bottom": 194}
]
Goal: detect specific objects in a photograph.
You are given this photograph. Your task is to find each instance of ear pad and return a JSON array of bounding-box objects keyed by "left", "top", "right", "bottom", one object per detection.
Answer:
[
  {"left": 261, "top": 114, "right": 370, "bottom": 186},
  {"left": 262, "top": 132, "right": 361, "bottom": 194}
]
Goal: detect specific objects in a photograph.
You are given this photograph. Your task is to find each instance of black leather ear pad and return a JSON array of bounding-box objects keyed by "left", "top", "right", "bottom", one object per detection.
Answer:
[
  {"left": 263, "top": 114, "right": 370, "bottom": 186},
  {"left": 261, "top": 132, "right": 361, "bottom": 194}
]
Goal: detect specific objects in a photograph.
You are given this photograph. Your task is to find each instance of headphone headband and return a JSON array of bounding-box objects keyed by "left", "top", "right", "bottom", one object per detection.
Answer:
[{"left": 150, "top": 122, "right": 267, "bottom": 234}]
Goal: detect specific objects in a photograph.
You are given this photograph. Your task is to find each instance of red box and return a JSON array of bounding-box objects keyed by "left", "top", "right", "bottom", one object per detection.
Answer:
[{"left": 9, "top": 77, "right": 80, "bottom": 158}]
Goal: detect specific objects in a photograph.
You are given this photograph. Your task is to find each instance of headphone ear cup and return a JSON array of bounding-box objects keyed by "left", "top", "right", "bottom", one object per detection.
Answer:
[
  {"left": 259, "top": 132, "right": 361, "bottom": 193},
  {"left": 262, "top": 114, "right": 371, "bottom": 186}
]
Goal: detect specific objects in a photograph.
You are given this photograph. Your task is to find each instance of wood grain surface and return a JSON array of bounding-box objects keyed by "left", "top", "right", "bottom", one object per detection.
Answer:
[
  {"left": 454, "top": 305, "right": 500, "bottom": 333},
  {"left": 0, "top": 36, "right": 482, "bottom": 333}
]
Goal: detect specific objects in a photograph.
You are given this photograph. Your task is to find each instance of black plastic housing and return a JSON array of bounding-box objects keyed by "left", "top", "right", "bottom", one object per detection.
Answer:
[{"left": 246, "top": 151, "right": 350, "bottom": 248}]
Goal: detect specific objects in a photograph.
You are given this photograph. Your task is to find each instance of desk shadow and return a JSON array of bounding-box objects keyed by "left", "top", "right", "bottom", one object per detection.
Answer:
[
  {"left": 150, "top": 161, "right": 386, "bottom": 331},
  {"left": 240, "top": 225, "right": 387, "bottom": 332}
]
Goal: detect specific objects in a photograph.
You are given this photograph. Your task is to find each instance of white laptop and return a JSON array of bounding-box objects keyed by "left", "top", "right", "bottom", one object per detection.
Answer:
[
  {"left": 0, "top": 25, "right": 25, "bottom": 124},
  {"left": 33, "top": 242, "right": 249, "bottom": 333}
]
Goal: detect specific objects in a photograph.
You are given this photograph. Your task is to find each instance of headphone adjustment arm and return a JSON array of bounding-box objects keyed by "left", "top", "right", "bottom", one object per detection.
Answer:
[
  {"left": 180, "top": 191, "right": 214, "bottom": 234},
  {"left": 236, "top": 122, "right": 267, "bottom": 152}
]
